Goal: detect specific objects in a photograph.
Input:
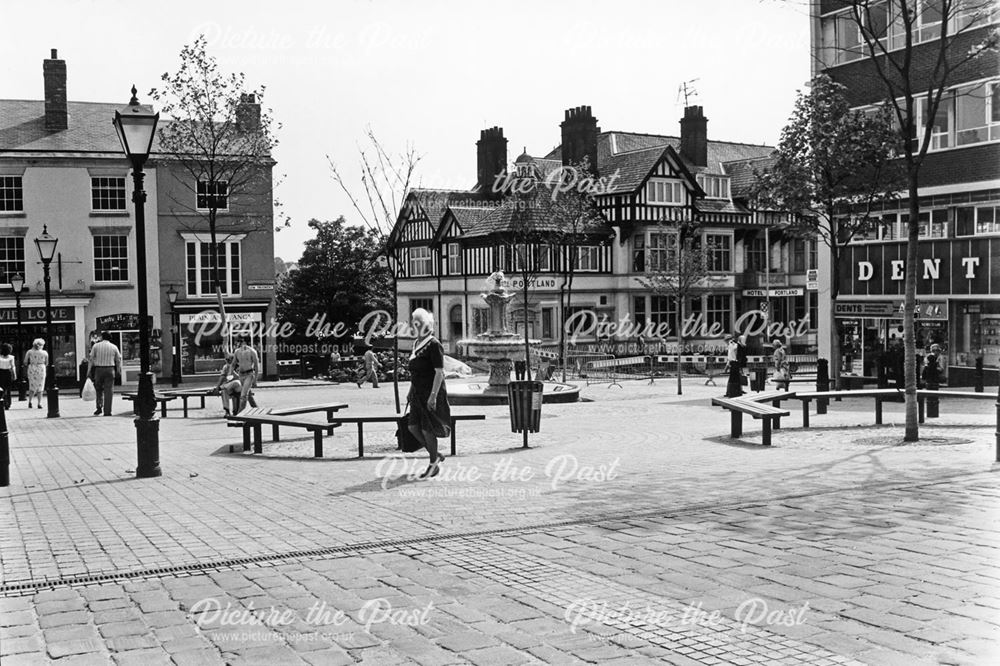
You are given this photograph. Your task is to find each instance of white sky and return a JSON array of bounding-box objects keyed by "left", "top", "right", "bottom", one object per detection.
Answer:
[{"left": 2, "top": 0, "right": 812, "bottom": 262}]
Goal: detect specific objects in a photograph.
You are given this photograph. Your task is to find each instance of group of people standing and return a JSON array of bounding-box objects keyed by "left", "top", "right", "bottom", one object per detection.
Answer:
[
  {"left": 724, "top": 334, "right": 792, "bottom": 398},
  {"left": 0, "top": 339, "right": 53, "bottom": 409}
]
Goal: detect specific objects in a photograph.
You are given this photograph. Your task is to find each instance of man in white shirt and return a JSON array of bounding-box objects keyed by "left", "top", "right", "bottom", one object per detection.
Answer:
[{"left": 89, "top": 332, "right": 122, "bottom": 416}]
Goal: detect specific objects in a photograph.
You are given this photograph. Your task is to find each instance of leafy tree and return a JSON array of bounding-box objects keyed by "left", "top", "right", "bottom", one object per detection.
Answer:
[
  {"left": 275, "top": 218, "right": 392, "bottom": 350},
  {"left": 638, "top": 221, "right": 724, "bottom": 395},
  {"left": 150, "top": 35, "right": 283, "bottom": 337},
  {"left": 808, "top": 0, "right": 998, "bottom": 440},
  {"left": 753, "top": 75, "right": 902, "bottom": 389}
]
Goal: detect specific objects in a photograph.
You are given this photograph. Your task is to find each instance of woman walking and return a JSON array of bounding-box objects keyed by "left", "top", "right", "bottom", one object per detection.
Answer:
[
  {"left": 772, "top": 338, "right": 791, "bottom": 391},
  {"left": 0, "top": 343, "right": 16, "bottom": 408},
  {"left": 24, "top": 338, "right": 47, "bottom": 409},
  {"left": 406, "top": 308, "right": 451, "bottom": 479}
]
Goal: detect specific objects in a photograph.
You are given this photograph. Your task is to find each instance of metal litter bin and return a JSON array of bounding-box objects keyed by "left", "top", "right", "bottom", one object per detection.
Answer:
[{"left": 508, "top": 380, "right": 542, "bottom": 434}]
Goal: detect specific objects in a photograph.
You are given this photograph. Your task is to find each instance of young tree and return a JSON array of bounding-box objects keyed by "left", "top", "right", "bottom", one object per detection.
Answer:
[
  {"left": 811, "top": 0, "right": 998, "bottom": 440},
  {"left": 637, "top": 220, "right": 724, "bottom": 395},
  {"left": 328, "top": 131, "right": 421, "bottom": 411},
  {"left": 546, "top": 159, "right": 610, "bottom": 381},
  {"left": 150, "top": 36, "right": 282, "bottom": 334},
  {"left": 753, "top": 75, "right": 902, "bottom": 389},
  {"left": 275, "top": 218, "right": 392, "bottom": 349}
]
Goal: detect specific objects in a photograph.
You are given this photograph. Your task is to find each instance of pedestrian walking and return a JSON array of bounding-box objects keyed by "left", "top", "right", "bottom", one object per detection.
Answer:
[
  {"left": 24, "top": 338, "right": 47, "bottom": 409},
  {"left": 88, "top": 331, "right": 122, "bottom": 416},
  {"left": 232, "top": 337, "right": 259, "bottom": 412},
  {"left": 724, "top": 335, "right": 744, "bottom": 397},
  {"left": 0, "top": 343, "right": 16, "bottom": 409},
  {"left": 214, "top": 353, "right": 242, "bottom": 415},
  {"left": 922, "top": 343, "right": 942, "bottom": 387},
  {"left": 357, "top": 346, "right": 381, "bottom": 388},
  {"left": 406, "top": 308, "right": 451, "bottom": 479},
  {"left": 772, "top": 339, "right": 791, "bottom": 391}
]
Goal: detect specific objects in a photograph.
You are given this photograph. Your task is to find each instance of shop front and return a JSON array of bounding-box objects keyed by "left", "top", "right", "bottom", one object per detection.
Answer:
[
  {"left": 92, "top": 313, "right": 162, "bottom": 385},
  {"left": 0, "top": 299, "right": 89, "bottom": 387},
  {"left": 175, "top": 307, "right": 267, "bottom": 377},
  {"left": 835, "top": 300, "right": 949, "bottom": 380}
]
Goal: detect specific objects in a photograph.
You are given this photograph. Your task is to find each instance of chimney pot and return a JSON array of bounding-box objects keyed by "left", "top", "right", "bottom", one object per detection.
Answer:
[{"left": 50, "top": 48, "right": 58, "bottom": 58}]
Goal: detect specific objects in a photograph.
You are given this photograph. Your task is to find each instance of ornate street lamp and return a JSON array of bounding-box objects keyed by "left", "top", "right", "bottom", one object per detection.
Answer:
[
  {"left": 33, "top": 227, "right": 59, "bottom": 418},
  {"left": 10, "top": 273, "right": 26, "bottom": 401},
  {"left": 112, "top": 86, "right": 161, "bottom": 478},
  {"left": 166, "top": 285, "right": 181, "bottom": 387}
]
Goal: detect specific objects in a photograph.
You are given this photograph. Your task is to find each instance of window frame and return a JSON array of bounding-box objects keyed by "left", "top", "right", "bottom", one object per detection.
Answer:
[
  {"left": 196, "top": 180, "right": 230, "bottom": 212},
  {"left": 695, "top": 174, "right": 731, "bottom": 200},
  {"left": 185, "top": 239, "right": 242, "bottom": 298},
  {"left": 408, "top": 246, "right": 433, "bottom": 277},
  {"left": 90, "top": 176, "right": 128, "bottom": 212},
  {"left": 704, "top": 233, "right": 732, "bottom": 273},
  {"left": 0, "top": 236, "right": 26, "bottom": 285},
  {"left": 576, "top": 245, "right": 601, "bottom": 272},
  {"left": 92, "top": 234, "right": 130, "bottom": 283},
  {"left": 645, "top": 179, "right": 685, "bottom": 206},
  {"left": 0, "top": 175, "right": 24, "bottom": 213}
]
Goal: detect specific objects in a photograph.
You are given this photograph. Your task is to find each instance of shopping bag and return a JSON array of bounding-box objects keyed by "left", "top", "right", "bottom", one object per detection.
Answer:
[
  {"left": 81, "top": 378, "right": 96, "bottom": 401},
  {"left": 396, "top": 413, "right": 425, "bottom": 452}
]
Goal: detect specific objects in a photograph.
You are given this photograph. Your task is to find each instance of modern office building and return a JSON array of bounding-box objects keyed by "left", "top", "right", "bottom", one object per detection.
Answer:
[{"left": 810, "top": 1, "right": 1000, "bottom": 385}]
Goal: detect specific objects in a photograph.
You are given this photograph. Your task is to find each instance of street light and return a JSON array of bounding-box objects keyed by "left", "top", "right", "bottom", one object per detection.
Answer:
[
  {"left": 33, "top": 226, "right": 59, "bottom": 418},
  {"left": 112, "top": 85, "right": 161, "bottom": 479},
  {"left": 10, "top": 273, "right": 26, "bottom": 401},
  {"left": 166, "top": 285, "right": 180, "bottom": 387}
]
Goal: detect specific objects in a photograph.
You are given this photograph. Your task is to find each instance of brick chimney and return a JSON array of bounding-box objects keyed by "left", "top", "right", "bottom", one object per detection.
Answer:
[
  {"left": 236, "top": 93, "right": 261, "bottom": 133},
  {"left": 43, "top": 49, "right": 68, "bottom": 132},
  {"left": 476, "top": 126, "right": 508, "bottom": 200},
  {"left": 680, "top": 105, "right": 708, "bottom": 168},
  {"left": 560, "top": 106, "right": 599, "bottom": 174}
]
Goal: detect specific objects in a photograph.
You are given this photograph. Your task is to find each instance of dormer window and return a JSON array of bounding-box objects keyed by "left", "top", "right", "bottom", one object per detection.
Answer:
[
  {"left": 696, "top": 174, "right": 730, "bottom": 199},
  {"left": 646, "top": 179, "right": 684, "bottom": 205}
]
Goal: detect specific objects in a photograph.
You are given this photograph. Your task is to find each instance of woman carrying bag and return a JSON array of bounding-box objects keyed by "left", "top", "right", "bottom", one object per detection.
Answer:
[{"left": 403, "top": 308, "right": 451, "bottom": 479}]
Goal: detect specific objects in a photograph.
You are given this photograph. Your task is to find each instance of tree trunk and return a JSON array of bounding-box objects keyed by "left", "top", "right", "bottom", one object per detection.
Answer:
[
  {"left": 829, "top": 245, "right": 842, "bottom": 389},
  {"left": 523, "top": 267, "right": 532, "bottom": 382},
  {"left": 208, "top": 213, "right": 230, "bottom": 354},
  {"left": 903, "top": 170, "right": 920, "bottom": 441},
  {"left": 559, "top": 268, "right": 575, "bottom": 383},
  {"left": 676, "top": 294, "right": 684, "bottom": 395}
]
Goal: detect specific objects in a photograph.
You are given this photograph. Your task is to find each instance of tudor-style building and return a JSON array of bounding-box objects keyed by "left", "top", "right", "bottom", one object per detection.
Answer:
[
  {"left": 387, "top": 105, "right": 818, "bottom": 358},
  {"left": 811, "top": 1, "right": 1000, "bottom": 385}
]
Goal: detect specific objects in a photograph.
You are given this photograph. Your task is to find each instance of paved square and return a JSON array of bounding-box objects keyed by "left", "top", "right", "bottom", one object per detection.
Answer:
[{"left": 1, "top": 379, "right": 998, "bottom": 664}]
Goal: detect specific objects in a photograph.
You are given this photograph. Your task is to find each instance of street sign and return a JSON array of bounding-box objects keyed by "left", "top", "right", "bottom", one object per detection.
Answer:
[
  {"left": 759, "top": 301, "right": 769, "bottom": 314},
  {"left": 806, "top": 269, "right": 819, "bottom": 291}
]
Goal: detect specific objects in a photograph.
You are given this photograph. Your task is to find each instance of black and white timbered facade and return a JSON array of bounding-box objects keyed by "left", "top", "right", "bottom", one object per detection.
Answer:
[{"left": 386, "top": 106, "right": 819, "bottom": 357}]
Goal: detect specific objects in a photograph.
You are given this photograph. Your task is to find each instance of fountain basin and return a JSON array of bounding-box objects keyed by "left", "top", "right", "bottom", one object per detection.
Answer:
[{"left": 448, "top": 379, "right": 580, "bottom": 405}]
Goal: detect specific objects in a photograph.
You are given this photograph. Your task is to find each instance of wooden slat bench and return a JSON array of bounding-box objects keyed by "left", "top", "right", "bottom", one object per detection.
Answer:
[
  {"left": 793, "top": 389, "right": 904, "bottom": 427},
  {"left": 744, "top": 390, "right": 797, "bottom": 430},
  {"left": 159, "top": 387, "right": 216, "bottom": 417},
  {"left": 711, "top": 397, "right": 789, "bottom": 446},
  {"left": 916, "top": 389, "right": 996, "bottom": 423},
  {"left": 121, "top": 393, "right": 177, "bottom": 418},
  {"left": 226, "top": 403, "right": 349, "bottom": 456},
  {"left": 328, "top": 413, "right": 487, "bottom": 458}
]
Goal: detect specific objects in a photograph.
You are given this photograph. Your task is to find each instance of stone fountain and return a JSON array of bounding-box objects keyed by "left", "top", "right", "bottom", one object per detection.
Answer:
[{"left": 452, "top": 271, "right": 579, "bottom": 405}]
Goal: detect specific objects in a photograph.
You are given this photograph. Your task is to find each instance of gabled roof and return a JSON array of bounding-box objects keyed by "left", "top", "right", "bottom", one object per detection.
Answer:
[
  {"left": 433, "top": 205, "right": 497, "bottom": 244},
  {"left": 390, "top": 189, "right": 488, "bottom": 247}
]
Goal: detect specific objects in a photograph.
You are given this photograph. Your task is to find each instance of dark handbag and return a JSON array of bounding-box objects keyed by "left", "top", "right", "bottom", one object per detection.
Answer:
[{"left": 396, "top": 410, "right": 424, "bottom": 452}]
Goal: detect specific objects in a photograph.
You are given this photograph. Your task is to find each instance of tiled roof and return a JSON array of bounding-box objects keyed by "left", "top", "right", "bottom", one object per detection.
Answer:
[
  {"left": 598, "top": 146, "right": 670, "bottom": 195},
  {"left": 461, "top": 185, "right": 613, "bottom": 243},
  {"left": 0, "top": 99, "right": 156, "bottom": 153},
  {"left": 695, "top": 198, "right": 748, "bottom": 215},
  {"left": 410, "top": 189, "right": 486, "bottom": 227},
  {"left": 543, "top": 131, "right": 774, "bottom": 177},
  {"left": 724, "top": 155, "right": 777, "bottom": 198}
]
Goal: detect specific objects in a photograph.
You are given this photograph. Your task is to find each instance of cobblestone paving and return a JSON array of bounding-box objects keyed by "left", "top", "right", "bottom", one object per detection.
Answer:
[{"left": 1, "top": 380, "right": 998, "bottom": 664}]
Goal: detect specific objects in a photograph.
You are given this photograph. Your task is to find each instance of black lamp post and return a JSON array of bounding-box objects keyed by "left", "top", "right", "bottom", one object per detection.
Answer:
[
  {"left": 33, "top": 227, "right": 59, "bottom": 418},
  {"left": 167, "top": 285, "right": 181, "bottom": 387},
  {"left": 113, "top": 86, "right": 161, "bottom": 479},
  {"left": 10, "top": 273, "right": 26, "bottom": 402}
]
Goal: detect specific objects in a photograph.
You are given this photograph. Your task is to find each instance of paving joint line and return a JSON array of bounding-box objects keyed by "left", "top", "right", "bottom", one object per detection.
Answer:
[{"left": 1, "top": 467, "right": 994, "bottom": 597}]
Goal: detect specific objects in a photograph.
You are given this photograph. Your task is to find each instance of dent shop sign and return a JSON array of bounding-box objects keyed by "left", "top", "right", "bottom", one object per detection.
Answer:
[
  {"left": 834, "top": 300, "right": 948, "bottom": 319},
  {"left": 840, "top": 238, "right": 999, "bottom": 296},
  {"left": 0, "top": 306, "right": 73, "bottom": 323}
]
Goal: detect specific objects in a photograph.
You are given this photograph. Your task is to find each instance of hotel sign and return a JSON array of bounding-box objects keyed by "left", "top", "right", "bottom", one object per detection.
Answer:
[
  {"left": 507, "top": 277, "right": 559, "bottom": 290},
  {"left": 742, "top": 288, "right": 803, "bottom": 297}
]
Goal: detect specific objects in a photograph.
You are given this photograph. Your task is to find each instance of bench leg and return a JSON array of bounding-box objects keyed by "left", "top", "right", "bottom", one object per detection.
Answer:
[
  {"left": 160, "top": 401, "right": 168, "bottom": 418},
  {"left": 272, "top": 424, "right": 280, "bottom": 441},
  {"left": 200, "top": 396, "right": 205, "bottom": 409},
  {"left": 314, "top": 430, "right": 323, "bottom": 458},
  {"left": 730, "top": 410, "right": 742, "bottom": 438},
  {"left": 802, "top": 401, "right": 810, "bottom": 428},
  {"left": 242, "top": 426, "right": 251, "bottom": 452},
  {"left": 762, "top": 418, "right": 772, "bottom": 446},
  {"left": 875, "top": 398, "right": 883, "bottom": 425},
  {"left": 357, "top": 423, "right": 364, "bottom": 458},
  {"left": 451, "top": 419, "right": 457, "bottom": 457},
  {"left": 771, "top": 400, "right": 781, "bottom": 430},
  {"left": 918, "top": 396, "right": 925, "bottom": 424},
  {"left": 182, "top": 397, "right": 189, "bottom": 418},
  {"left": 253, "top": 425, "right": 262, "bottom": 454}
]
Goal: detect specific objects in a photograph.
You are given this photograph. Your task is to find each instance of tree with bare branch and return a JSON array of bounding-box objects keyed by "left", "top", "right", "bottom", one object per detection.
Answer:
[{"left": 150, "top": 36, "right": 282, "bottom": 340}]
